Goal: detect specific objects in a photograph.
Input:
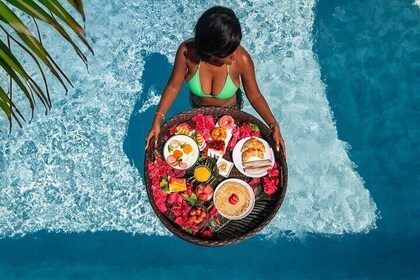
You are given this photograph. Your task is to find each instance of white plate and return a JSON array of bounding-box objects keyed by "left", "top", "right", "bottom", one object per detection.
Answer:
[
  {"left": 232, "top": 136, "right": 275, "bottom": 178},
  {"left": 163, "top": 135, "right": 199, "bottom": 170},
  {"left": 213, "top": 178, "right": 255, "bottom": 220},
  {"left": 207, "top": 124, "right": 234, "bottom": 158}
]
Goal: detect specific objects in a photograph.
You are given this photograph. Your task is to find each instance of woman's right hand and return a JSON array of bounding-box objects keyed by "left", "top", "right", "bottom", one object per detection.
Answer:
[{"left": 145, "top": 123, "right": 161, "bottom": 150}]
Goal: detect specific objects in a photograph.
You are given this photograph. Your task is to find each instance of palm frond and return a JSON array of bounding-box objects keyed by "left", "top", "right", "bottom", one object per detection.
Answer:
[
  {"left": 5, "top": 0, "right": 89, "bottom": 66},
  {"left": 0, "top": 0, "right": 92, "bottom": 131},
  {"left": 67, "top": 0, "right": 85, "bottom": 22}
]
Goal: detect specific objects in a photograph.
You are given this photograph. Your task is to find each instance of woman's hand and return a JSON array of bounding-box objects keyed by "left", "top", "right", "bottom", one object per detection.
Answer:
[
  {"left": 272, "top": 125, "right": 286, "bottom": 157},
  {"left": 145, "top": 123, "right": 161, "bottom": 150}
]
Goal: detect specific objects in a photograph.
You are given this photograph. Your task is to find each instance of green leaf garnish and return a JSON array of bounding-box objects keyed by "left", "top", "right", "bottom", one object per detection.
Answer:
[
  {"left": 249, "top": 123, "right": 260, "bottom": 132},
  {"left": 182, "top": 193, "right": 198, "bottom": 206},
  {"left": 160, "top": 178, "right": 170, "bottom": 194}
]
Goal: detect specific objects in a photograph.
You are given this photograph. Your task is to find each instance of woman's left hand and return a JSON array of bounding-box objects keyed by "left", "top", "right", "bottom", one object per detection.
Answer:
[{"left": 272, "top": 126, "right": 286, "bottom": 157}]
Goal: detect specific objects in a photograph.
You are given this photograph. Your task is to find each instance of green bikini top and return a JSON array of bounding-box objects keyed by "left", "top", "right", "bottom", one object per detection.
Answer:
[{"left": 187, "top": 60, "right": 239, "bottom": 100}]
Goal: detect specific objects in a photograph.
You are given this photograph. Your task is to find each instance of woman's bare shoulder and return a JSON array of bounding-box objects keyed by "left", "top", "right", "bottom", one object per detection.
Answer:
[
  {"left": 236, "top": 46, "right": 254, "bottom": 71},
  {"left": 178, "top": 39, "right": 199, "bottom": 62}
]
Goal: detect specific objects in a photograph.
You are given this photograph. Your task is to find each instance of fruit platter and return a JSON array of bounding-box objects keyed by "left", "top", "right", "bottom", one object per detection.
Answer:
[{"left": 144, "top": 107, "right": 288, "bottom": 246}]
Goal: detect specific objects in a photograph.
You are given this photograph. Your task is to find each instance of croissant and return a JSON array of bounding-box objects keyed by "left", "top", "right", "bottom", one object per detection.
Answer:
[
  {"left": 241, "top": 138, "right": 266, "bottom": 153},
  {"left": 241, "top": 148, "right": 265, "bottom": 163}
]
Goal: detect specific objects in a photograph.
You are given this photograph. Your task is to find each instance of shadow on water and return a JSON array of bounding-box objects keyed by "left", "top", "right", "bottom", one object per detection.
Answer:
[{"left": 123, "top": 53, "right": 190, "bottom": 179}]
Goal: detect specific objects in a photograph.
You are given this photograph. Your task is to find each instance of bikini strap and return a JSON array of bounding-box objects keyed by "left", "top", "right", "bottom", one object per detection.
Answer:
[{"left": 226, "top": 64, "right": 230, "bottom": 74}]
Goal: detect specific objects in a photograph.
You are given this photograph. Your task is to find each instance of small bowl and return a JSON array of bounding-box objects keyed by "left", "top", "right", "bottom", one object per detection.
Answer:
[
  {"left": 213, "top": 178, "right": 255, "bottom": 220},
  {"left": 187, "top": 206, "right": 209, "bottom": 228},
  {"left": 195, "top": 183, "right": 214, "bottom": 201}
]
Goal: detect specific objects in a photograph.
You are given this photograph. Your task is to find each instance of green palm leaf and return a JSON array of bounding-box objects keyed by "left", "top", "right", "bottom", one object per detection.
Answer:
[
  {"left": 0, "top": 0, "right": 92, "bottom": 131},
  {"left": 67, "top": 0, "right": 85, "bottom": 21},
  {"left": 5, "top": 0, "right": 90, "bottom": 66}
]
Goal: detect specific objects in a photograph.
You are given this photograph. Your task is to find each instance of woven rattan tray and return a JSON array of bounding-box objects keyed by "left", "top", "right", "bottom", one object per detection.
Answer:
[{"left": 144, "top": 107, "right": 288, "bottom": 246}]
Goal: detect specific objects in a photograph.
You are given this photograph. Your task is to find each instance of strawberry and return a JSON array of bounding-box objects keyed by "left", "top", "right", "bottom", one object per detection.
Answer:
[
  {"left": 198, "top": 192, "right": 208, "bottom": 201},
  {"left": 229, "top": 194, "right": 239, "bottom": 205}
]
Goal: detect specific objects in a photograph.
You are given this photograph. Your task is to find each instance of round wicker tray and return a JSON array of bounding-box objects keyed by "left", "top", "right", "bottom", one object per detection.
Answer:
[{"left": 144, "top": 107, "right": 288, "bottom": 247}]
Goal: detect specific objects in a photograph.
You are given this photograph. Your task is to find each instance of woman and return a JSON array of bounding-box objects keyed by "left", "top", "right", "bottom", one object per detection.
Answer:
[{"left": 145, "top": 6, "right": 286, "bottom": 156}]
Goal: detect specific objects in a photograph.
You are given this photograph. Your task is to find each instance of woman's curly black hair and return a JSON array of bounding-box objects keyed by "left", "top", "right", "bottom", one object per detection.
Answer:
[{"left": 194, "top": 6, "right": 242, "bottom": 61}]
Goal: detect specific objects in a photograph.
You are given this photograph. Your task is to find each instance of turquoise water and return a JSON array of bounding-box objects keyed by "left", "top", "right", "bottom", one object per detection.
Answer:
[{"left": 1, "top": 0, "right": 419, "bottom": 278}]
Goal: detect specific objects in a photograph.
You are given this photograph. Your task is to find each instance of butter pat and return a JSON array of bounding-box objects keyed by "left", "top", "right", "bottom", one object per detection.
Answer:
[{"left": 217, "top": 158, "right": 234, "bottom": 177}]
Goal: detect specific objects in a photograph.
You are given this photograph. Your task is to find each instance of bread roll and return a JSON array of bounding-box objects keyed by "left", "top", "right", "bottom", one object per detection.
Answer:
[
  {"left": 241, "top": 138, "right": 266, "bottom": 153},
  {"left": 241, "top": 148, "right": 265, "bottom": 163}
]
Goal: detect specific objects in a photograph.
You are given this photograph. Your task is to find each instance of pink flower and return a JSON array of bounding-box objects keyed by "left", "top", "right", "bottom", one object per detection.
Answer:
[
  {"left": 147, "top": 161, "right": 160, "bottom": 178},
  {"left": 175, "top": 216, "right": 187, "bottom": 227},
  {"left": 192, "top": 114, "right": 215, "bottom": 135},
  {"left": 209, "top": 206, "right": 218, "bottom": 217},
  {"left": 185, "top": 183, "right": 193, "bottom": 196},
  {"left": 227, "top": 122, "right": 261, "bottom": 151},
  {"left": 268, "top": 162, "right": 280, "bottom": 178},
  {"left": 262, "top": 177, "right": 277, "bottom": 196},
  {"left": 169, "top": 126, "right": 178, "bottom": 135},
  {"left": 167, "top": 192, "right": 180, "bottom": 204},
  {"left": 171, "top": 199, "right": 190, "bottom": 217},
  {"left": 156, "top": 200, "right": 167, "bottom": 212},
  {"left": 201, "top": 229, "right": 213, "bottom": 238},
  {"left": 249, "top": 178, "right": 260, "bottom": 185}
]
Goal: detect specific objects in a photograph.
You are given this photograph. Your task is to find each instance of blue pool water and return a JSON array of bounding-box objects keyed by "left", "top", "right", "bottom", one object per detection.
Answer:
[{"left": 0, "top": 0, "right": 419, "bottom": 278}]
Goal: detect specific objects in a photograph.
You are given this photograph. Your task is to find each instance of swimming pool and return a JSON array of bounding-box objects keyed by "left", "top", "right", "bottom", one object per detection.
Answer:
[{"left": 0, "top": 0, "right": 418, "bottom": 278}]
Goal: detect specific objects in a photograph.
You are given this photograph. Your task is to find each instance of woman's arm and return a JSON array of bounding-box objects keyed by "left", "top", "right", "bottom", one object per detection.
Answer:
[
  {"left": 239, "top": 49, "right": 286, "bottom": 156},
  {"left": 145, "top": 43, "right": 188, "bottom": 149}
]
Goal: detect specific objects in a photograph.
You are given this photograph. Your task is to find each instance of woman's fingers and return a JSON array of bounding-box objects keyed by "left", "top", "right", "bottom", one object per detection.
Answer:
[{"left": 145, "top": 134, "right": 151, "bottom": 150}]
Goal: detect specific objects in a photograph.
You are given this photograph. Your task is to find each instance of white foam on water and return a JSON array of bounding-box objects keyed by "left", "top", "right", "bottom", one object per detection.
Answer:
[
  {"left": 0, "top": 0, "right": 377, "bottom": 239},
  {"left": 415, "top": 0, "right": 420, "bottom": 8}
]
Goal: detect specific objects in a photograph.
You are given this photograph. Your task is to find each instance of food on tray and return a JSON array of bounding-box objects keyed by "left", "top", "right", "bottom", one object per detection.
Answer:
[
  {"left": 176, "top": 125, "right": 191, "bottom": 135},
  {"left": 214, "top": 179, "right": 254, "bottom": 220},
  {"left": 207, "top": 140, "right": 225, "bottom": 152},
  {"left": 211, "top": 127, "right": 227, "bottom": 141},
  {"left": 218, "top": 115, "right": 235, "bottom": 130},
  {"left": 241, "top": 137, "right": 266, "bottom": 153},
  {"left": 188, "top": 207, "right": 208, "bottom": 225},
  {"left": 244, "top": 166, "right": 272, "bottom": 175},
  {"left": 169, "top": 177, "right": 187, "bottom": 192},
  {"left": 195, "top": 184, "right": 214, "bottom": 201},
  {"left": 241, "top": 148, "right": 265, "bottom": 163},
  {"left": 195, "top": 132, "right": 205, "bottom": 146},
  {"left": 242, "top": 159, "right": 272, "bottom": 169},
  {"left": 216, "top": 157, "right": 233, "bottom": 177},
  {"left": 194, "top": 165, "right": 211, "bottom": 182},
  {"left": 243, "top": 159, "right": 273, "bottom": 175},
  {"left": 163, "top": 135, "right": 199, "bottom": 170}
]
